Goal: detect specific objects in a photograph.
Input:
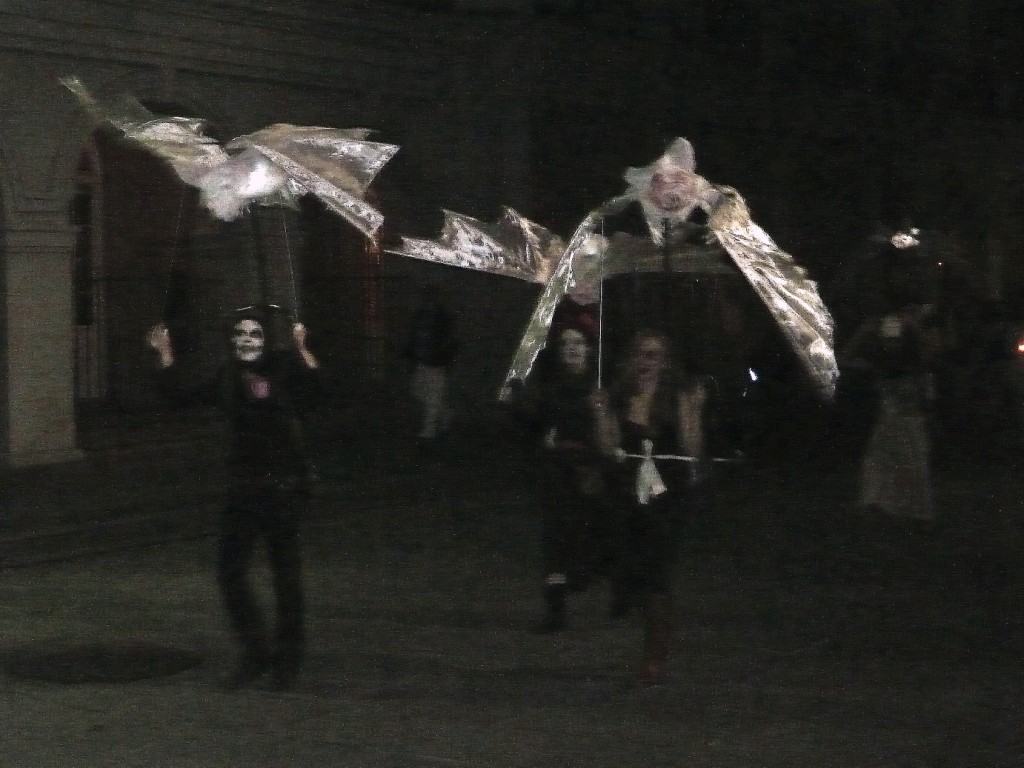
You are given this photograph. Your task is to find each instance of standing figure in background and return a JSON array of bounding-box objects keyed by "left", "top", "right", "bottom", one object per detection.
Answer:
[
  {"left": 528, "top": 314, "right": 615, "bottom": 632},
  {"left": 844, "top": 299, "right": 934, "bottom": 521},
  {"left": 405, "top": 286, "right": 458, "bottom": 440},
  {"left": 607, "top": 329, "right": 707, "bottom": 684},
  {"left": 148, "top": 306, "right": 320, "bottom": 690}
]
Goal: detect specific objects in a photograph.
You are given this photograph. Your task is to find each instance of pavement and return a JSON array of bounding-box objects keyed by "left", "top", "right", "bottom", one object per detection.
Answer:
[{"left": 1, "top": 392, "right": 1023, "bottom": 767}]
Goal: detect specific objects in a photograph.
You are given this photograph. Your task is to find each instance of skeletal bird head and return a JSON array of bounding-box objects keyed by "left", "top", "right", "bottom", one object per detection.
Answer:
[{"left": 624, "top": 138, "right": 721, "bottom": 244}]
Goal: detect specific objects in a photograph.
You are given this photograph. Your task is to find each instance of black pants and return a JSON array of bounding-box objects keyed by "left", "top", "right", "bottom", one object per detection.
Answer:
[
  {"left": 217, "top": 477, "right": 307, "bottom": 672},
  {"left": 540, "top": 466, "right": 612, "bottom": 590},
  {"left": 612, "top": 489, "right": 687, "bottom": 601}
]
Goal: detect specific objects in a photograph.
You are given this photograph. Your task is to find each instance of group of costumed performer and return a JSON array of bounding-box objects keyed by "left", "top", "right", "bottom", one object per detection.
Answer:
[
  {"left": 64, "top": 72, "right": 840, "bottom": 688},
  {"left": 389, "top": 137, "right": 838, "bottom": 683}
]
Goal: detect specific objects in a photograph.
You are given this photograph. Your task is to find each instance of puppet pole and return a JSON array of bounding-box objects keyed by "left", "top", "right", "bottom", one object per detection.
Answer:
[
  {"left": 597, "top": 220, "right": 605, "bottom": 389},
  {"left": 661, "top": 218, "right": 672, "bottom": 325},
  {"left": 280, "top": 208, "right": 300, "bottom": 321},
  {"left": 597, "top": 273, "right": 604, "bottom": 389},
  {"left": 160, "top": 190, "right": 188, "bottom": 322},
  {"left": 249, "top": 208, "right": 269, "bottom": 306}
]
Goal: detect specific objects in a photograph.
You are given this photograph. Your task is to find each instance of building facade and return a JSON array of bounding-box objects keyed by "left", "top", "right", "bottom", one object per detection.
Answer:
[
  {"left": 2, "top": 0, "right": 1022, "bottom": 466},
  {"left": 0, "top": 0, "right": 541, "bottom": 466}
]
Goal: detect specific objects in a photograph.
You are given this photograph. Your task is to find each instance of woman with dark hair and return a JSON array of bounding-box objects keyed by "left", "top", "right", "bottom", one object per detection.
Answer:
[{"left": 605, "top": 328, "right": 707, "bottom": 684}]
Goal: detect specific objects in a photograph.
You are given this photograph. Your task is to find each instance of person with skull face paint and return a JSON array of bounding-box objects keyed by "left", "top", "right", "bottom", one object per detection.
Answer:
[
  {"left": 526, "top": 310, "right": 617, "bottom": 632},
  {"left": 148, "top": 306, "right": 320, "bottom": 690}
]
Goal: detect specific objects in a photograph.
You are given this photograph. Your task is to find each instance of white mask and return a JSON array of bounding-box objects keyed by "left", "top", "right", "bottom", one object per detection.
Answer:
[
  {"left": 559, "top": 328, "right": 590, "bottom": 375},
  {"left": 231, "top": 318, "right": 265, "bottom": 363}
]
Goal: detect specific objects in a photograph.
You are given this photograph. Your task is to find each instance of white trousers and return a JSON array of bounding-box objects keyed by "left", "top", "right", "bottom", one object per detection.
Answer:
[{"left": 412, "top": 364, "right": 450, "bottom": 439}]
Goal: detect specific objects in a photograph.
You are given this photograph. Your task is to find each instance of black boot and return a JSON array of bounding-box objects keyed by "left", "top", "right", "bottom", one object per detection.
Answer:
[
  {"left": 534, "top": 582, "right": 567, "bottom": 633},
  {"left": 223, "top": 647, "right": 272, "bottom": 690}
]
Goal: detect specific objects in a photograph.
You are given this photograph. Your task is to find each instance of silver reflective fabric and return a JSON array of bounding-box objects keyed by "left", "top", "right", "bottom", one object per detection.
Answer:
[
  {"left": 498, "top": 193, "right": 634, "bottom": 400},
  {"left": 501, "top": 138, "right": 838, "bottom": 399},
  {"left": 386, "top": 207, "right": 564, "bottom": 284},
  {"left": 227, "top": 124, "right": 398, "bottom": 237},
  {"left": 708, "top": 187, "right": 838, "bottom": 399},
  {"left": 61, "top": 76, "right": 397, "bottom": 238}
]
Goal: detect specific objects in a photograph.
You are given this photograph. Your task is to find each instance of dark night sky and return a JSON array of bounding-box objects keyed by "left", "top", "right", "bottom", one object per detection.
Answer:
[{"left": 526, "top": 2, "right": 1022, "bottom": 271}]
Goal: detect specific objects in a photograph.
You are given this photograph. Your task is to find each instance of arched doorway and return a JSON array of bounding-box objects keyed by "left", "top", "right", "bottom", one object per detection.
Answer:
[
  {"left": 70, "top": 118, "right": 386, "bottom": 447},
  {"left": 71, "top": 122, "right": 215, "bottom": 448}
]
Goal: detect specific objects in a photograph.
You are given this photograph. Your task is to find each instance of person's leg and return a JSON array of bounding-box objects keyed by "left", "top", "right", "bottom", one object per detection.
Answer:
[
  {"left": 217, "top": 502, "right": 270, "bottom": 686},
  {"left": 418, "top": 365, "right": 444, "bottom": 439},
  {"left": 608, "top": 503, "right": 643, "bottom": 619},
  {"left": 566, "top": 479, "right": 603, "bottom": 593},
  {"left": 639, "top": 589, "right": 674, "bottom": 684},
  {"left": 265, "top": 485, "right": 306, "bottom": 689},
  {"left": 437, "top": 369, "right": 452, "bottom": 435},
  {"left": 637, "top": 498, "right": 681, "bottom": 684},
  {"left": 536, "top": 482, "right": 570, "bottom": 632}
]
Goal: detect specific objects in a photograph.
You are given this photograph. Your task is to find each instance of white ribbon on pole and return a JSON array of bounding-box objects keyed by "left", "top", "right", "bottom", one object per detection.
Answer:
[
  {"left": 613, "top": 444, "right": 740, "bottom": 505},
  {"left": 634, "top": 439, "right": 667, "bottom": 505}
]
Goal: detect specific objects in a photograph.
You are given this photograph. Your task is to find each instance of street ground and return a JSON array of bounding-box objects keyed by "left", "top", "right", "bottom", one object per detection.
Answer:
[{"left": 1, "top": 396, "right": 1023, "bottom": 767}]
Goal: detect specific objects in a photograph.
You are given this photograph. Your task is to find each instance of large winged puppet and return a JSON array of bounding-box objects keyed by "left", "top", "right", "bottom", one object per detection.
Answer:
[
  {"left": 61, "top": 76, "right": 399, "bottom": 239},
  {"left": 389, "top": 138, "right": 839, "bottom": 402}
]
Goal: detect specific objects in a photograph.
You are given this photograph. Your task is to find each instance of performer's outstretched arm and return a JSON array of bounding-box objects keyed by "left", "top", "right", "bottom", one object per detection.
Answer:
[
  {"left": 291, "top": 323, "right": 320, "bottom": 370},
  {"left": 146, "top": 323, "right": 219, "bottom": 406},
  {"left": 147, "top": 323, "right": 175, "bottom": 369}
]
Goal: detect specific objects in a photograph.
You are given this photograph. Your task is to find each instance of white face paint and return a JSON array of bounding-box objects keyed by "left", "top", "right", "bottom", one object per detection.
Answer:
[
  {"left": 232, "top": 318, "right": 265, "bottom": 363},
  {"left": 559, "top": 328, "right": 590, "bottom": 375}
]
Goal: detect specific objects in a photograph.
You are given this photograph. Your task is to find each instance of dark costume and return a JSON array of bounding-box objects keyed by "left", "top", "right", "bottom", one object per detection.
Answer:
[
  {"left": 610, "top": 375, "right": 702, "bottom": 681},
  {"left": 533, "top": 358, "right": 609, "bottom": 631},
  {"left": 158, "top": 331, "right": 318, "bottom": 688}
]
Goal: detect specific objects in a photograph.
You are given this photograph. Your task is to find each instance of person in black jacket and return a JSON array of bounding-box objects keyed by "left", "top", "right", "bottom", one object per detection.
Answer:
[
  {"left": 148, "top": 305, "right": 320, "bottom": 690},
  {"left": 524, "top": 312, "right": 615, "bottom": 632}
]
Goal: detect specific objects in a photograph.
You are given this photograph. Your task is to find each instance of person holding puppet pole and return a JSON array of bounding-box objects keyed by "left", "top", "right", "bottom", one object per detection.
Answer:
[{"left": 148, "top": 306, "right": 320, "bottom": 691}]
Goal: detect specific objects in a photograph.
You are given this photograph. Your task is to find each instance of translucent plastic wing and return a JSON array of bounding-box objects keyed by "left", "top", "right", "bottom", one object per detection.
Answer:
[
  {"left": 708, "top": 187, "right": 838, "bottom": 399},
  {"left": 502, "top": 137, "right": 839, "bottom": 400},
  {"left": 61, "top": 76, "right": 397, "bottom": 237},
  {"left": 61, "top": 75, "right": 228, "bottom": 187},
  {"left": 386, "top": 207, "right": 565, "bottom": 283},
  {"left": 228, "top": 124, "right": 399, "bottom": 238},
  {"left": 499, "top": 193, "right": 634, "bottom": 400}
]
